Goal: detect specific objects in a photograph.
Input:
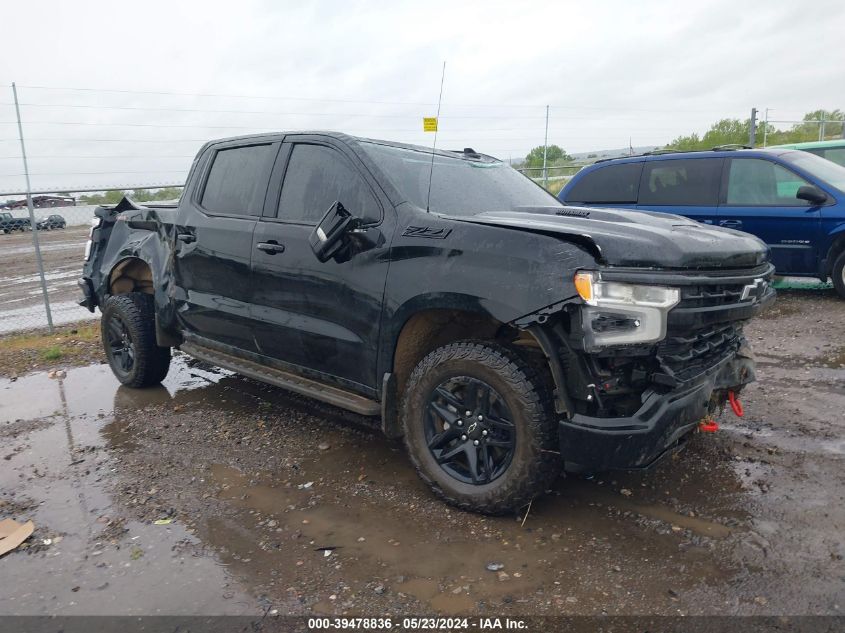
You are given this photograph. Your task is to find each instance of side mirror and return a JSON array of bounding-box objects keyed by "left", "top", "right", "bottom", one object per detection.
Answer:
[
  {"left": 309, "top": 201, "right": 361, "bottom": 263},
  {"left": 796, "top": 185, "right": 828, "bottom": 205}
]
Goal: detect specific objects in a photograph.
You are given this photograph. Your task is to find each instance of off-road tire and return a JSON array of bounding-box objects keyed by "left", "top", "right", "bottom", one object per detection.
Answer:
[
  {"left": 101, "top": 292, "right": 171, "bottom": 388},
  {"left": 401, "top": 340, "right": 561, "bottom": 514},
  {"left": 832, "top": 251, "right": 845, "bottom": 300}
]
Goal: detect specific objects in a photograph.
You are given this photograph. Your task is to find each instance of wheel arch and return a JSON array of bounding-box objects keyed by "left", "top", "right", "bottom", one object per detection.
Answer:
[
  {"left": 379, "top": 294, "right": 555, "bottom": 438},
  {"left": 824, "top": 227, "right": 845, "bottom": 277},
  {"left": 105, "top": 255, "right": 181, "bottom": 347},
  {"left": 107, "top": 256, "right": 154, "bottom": 295}
]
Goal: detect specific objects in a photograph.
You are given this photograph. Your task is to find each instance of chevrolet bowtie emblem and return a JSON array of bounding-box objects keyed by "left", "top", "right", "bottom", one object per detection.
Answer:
[{"left": 740, "top": 278, "right": 766, "bottom": 301}]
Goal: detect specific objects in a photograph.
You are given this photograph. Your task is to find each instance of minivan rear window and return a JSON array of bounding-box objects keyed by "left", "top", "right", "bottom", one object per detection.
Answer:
[
  {"left": 638, "top": 158, "right": 722, "bottom": 206},
  {"left": 563, "top": 162, "right": 643, "bottom": 204}
]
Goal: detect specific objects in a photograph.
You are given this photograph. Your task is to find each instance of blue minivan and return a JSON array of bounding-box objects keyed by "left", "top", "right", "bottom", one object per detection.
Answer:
[{"left": 558, "top": 148, "right": 845, "bottom": 298}]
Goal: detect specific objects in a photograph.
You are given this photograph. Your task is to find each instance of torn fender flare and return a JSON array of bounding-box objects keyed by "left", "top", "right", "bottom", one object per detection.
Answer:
[
  {"left": 510, "top": 298, "right": 579, "bottom": 417},
  {"left": 524, "top": 324, "right": 574, "bottom": 417}
]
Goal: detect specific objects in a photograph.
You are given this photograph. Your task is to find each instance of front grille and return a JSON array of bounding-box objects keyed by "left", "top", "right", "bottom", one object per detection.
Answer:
[
  {"left": 679, "top": 283, "right": 746, "bottom": 308},
  {"left": 654, "top": 322, "right": 742, "bottom": 386}
]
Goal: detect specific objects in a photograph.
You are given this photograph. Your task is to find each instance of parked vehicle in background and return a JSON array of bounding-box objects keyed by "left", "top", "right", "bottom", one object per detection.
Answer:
[
  {"left": 80, "top": 132, "right": 773, "bottom": 513},
  {"left": 0, "top": 211, "right": 30, "bottom": 233},
  {"left": 769, "top": 139, "right": 845, "bottom": 167},
  {"left": 36, "top": 214, "right": 67, "bottom": 230},
  {"left": 559, "top": 148, "right": 845, "bottom": 298}
]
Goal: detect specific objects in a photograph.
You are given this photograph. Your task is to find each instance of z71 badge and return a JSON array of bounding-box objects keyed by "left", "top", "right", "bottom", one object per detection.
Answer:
[{"left": 402, "top": 225, "right": 452, "bottom": 239}]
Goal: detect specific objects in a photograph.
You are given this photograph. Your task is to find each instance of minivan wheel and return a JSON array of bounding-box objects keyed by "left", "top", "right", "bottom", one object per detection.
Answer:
[
  {"left": 101, "top": 292, "right": 171, "bottom": 388},
  {"left": 401, "top": 341, "right": 561, "bottom": 514},
  {"left": 833, "top": 251, "right": 845, "bottom": 300}
]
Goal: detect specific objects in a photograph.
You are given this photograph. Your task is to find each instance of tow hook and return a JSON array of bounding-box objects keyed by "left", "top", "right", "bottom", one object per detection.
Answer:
[
  {"left": 699, "top": 418, "right": 720, "bottom": 433},
  {"left": 729, "top": 390, "right": 744, "bottom": 417}
]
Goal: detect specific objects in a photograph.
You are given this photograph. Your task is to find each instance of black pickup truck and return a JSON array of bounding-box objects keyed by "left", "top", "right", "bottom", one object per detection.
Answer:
[
  {"left": 79, "top": 132, "right": 774, "bottom": 513},
  {"left": 1, "top": 211, "right": 30, "bottom": 233}
]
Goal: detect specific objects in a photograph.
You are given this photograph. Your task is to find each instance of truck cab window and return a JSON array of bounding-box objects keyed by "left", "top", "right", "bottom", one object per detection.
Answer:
[
  {"left": 638, "top": 158, "right": 721, "bottom": 206},
  {"left": 201, "top": 144, "right": 274, "bottom": 215},
  {"left": 277, "top": 144, "right": 380, "bottom": 225}
]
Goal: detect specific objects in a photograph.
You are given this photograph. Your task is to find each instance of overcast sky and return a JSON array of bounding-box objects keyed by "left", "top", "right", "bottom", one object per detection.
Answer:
[{"left": 1, "top": 0, "right": 844, "bottom": 194}]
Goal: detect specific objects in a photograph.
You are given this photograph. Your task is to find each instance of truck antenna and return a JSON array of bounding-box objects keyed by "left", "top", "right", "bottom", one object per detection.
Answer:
[{"left": 425, "top": 61, "right": 446, "bottom": 213}]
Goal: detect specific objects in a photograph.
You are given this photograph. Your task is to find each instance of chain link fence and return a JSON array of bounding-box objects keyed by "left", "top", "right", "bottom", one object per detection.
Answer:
[{"left": 0, "top": 203, "right": 99, "bottom": 334}]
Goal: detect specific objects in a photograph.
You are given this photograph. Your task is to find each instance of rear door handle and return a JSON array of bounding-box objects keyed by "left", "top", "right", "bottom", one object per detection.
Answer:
[
  {"left": 719, "top": 220, "right": 743, "bottom": 230},
  {"left": 177, "top": 232, "right": 196, "bottom": 243},
  {"left": 256, "top": 241, "right": 285, "bottom": 254}
]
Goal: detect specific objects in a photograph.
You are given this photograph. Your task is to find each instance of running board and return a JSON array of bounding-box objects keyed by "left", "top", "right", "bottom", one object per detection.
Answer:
[{"left": 180, "top": 342, "right": 381, "bottom": 416}]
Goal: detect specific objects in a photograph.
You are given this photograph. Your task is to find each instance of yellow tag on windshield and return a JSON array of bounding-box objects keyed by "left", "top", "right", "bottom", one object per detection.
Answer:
[{"left": 423, "top": 117, "right": 438, "bottom": 132}]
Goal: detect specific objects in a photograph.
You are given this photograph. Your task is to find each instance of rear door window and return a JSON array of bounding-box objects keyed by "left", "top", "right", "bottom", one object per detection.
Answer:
[
  {"left": 563, "top": 162, "right": 643, "bottom": 204},
  {"left": 201, "top": 143, "right": 275, "bottom": 216},
  {"left": 276, "top": 143, "right": 381, "bottom": 225},
  {"left": 725, "top": 158, "right": 812, "bottom": 206},
  {"left": 638, "top": 158, "right": 722, "bottom": 206}
]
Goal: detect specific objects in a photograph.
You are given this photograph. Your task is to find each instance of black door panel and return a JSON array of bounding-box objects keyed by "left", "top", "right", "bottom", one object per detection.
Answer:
[
  {"left": 172, "top": 140, "right": 279, "bottom": 351},
  {"left": 250, "top": 138, "right": 392, "bottom": 392}
]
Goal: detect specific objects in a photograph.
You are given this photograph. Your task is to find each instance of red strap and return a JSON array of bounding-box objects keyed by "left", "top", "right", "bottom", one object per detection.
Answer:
[
  {"left": 729, "top": 391, "right": 744, "bottom": 417},
  {"left": 699, "top": 418, "right": 719, "bottom": 433}
]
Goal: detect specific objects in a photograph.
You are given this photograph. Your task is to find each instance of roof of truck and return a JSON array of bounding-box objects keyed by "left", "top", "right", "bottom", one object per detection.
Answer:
[{"left": 203, "top": 131, "right": 502, "bottom": 162}]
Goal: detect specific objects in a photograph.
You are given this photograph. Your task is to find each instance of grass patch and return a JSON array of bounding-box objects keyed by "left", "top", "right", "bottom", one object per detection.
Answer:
[
  {"left": 0, "top": 321, "right": 104, "bottom": 377},
  {"left": 41, "top": 345, "right": 64, "bottom": 361},
  {"left": 1, "top": 322, "right": 100, "bottom": 352}
]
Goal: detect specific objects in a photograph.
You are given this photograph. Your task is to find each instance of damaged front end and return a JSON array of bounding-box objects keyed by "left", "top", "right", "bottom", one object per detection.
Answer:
[{"left": 517, "top": 263, "right": 775, "bottom": 472}]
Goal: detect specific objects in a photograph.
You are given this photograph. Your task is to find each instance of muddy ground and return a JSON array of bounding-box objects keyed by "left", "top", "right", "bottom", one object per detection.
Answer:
[
  {"left": 0, "top": 289, "right": 843, "bottom": 617},
  {"left": 0, "top": 226, "right": 96, "bottom": 334}
]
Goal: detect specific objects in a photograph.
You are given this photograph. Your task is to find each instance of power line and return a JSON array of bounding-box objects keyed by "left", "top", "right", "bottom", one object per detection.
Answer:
[
  {"left": 1, "top": 170, "right": 188, "bottom": 177},
  {"left": 11, "top": 84, "right": 735, "bottom": 113},
  {"left": 0, "top": 154, "right": 195, "bottom": 160},
  {"left": 1, "top": 102, "right": 547, "bottom": 120}
]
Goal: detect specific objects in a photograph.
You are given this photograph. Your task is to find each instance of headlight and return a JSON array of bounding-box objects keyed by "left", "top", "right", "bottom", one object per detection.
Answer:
[{"left": 574, "top": 271, "right": 680, "bottom": 350}]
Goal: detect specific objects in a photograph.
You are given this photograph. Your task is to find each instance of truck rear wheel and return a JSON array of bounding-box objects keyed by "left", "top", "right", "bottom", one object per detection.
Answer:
[
  {"left": 401, "top": 341, "right": 561, "bottom": 514},
  {"left": 101, "top": 292, "right": 171, "bottom": 388},
  {"left": 833, "top": 251, "right": 845, "bottom": 300}
]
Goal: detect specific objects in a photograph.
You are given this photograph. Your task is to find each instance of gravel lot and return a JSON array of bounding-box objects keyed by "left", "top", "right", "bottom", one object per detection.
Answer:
[
  {"left": 0, "top": 289, "right": 843, "bottom": 618},
  {"left": 0, "top": 226, "right": 95, "bottom": 334}
]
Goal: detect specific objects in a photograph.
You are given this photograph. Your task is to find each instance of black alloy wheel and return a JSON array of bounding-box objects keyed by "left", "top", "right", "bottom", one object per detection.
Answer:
[
  {"left": 425, "top": 376, "right": 516, "bottom": 485},
  {"left": 105, "top": 312, "right": 136, "bottom": 377},
  {"left": 101, "top": 292, "right": 171, "bottom": 387}
]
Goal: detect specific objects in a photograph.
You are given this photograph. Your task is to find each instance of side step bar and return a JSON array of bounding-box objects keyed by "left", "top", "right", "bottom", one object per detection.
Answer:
[{"left": 180, "top": 342, "right": 381, "bottom": 416}]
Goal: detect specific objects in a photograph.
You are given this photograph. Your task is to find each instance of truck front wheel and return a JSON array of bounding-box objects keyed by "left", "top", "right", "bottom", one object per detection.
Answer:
[
  {"left": 401, "top": 341, "right": 561, "bottom": 514},
  {"left": 833, "top": 250, "right": 845, "bottom": 299},
  {"left": 101, "top": 292, "right": 171, "bottom": 388}
]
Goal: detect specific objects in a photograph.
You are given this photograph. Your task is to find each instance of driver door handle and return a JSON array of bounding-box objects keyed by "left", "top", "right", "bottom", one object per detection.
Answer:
[
  {"left": 719, "top": 219, "right": 743, "bottom": 230},
  {"left": 256, "top": 241, "right": 285, "bottom": 254}
]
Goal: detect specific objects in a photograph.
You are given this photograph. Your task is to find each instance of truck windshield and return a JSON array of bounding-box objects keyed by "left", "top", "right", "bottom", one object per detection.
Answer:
[
  {"left": 361, "top": 142, "right": 561, "bottom": 215},
  {"left": 781, "top": 150, "right": 845, "bottom": 192}
]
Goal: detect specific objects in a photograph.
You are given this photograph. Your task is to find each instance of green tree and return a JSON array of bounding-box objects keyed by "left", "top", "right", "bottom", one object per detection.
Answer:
[
  {"left": 667, "top": 118, "right": 753, "bottom": 150},
  {"left": 524, "top": 144, "right": 572, "bottom": 168},
  {"left": 667, "top": 109, "right": 845, "bottom": 150}
]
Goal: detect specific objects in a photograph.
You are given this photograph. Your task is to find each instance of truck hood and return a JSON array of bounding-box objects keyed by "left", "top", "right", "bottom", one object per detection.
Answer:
[{"left": 456, "top": 206, "right": 770, "bottom": 269}]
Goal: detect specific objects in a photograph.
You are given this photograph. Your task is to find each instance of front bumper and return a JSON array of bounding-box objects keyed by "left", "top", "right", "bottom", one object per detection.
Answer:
[{"left": 558, "top": 349, "right": 752, "bottom": 472}]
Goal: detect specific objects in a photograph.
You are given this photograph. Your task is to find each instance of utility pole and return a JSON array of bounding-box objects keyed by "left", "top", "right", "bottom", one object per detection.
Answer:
[
  {"left": 542, "top": 105, "right": 549, "bottom": 189},
  {"left": 820, "top": 112, "right": 826, "bottom": 141},
  {"left": 12, "top": 82, "right": 53, "bottom": 332},
  {"left": 763, "top": 108, "right": 770, "bottom": 147},
  {"left": 749, "top": 107, "right": 758, "bottom": 147}
]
